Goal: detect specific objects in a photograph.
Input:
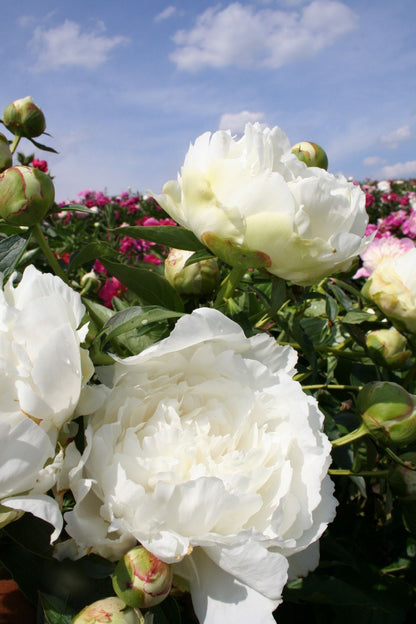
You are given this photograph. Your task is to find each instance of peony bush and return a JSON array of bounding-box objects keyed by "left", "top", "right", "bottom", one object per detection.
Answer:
[{"left": 0, "top": 96, "right": 416, "bottom": 623}]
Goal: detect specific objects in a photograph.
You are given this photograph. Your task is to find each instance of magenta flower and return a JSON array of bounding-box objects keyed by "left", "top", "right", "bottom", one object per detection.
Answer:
[{"left": 31, "top": 158, "right": 48, "bottom": 172}]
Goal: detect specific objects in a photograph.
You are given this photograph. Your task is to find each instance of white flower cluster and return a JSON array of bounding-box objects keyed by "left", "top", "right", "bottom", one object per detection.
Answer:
[
  {"left": 0, "top": 265, "right": 93, "bottom": 539},
  {"left": 154, "top": 123, "right": 369, "bottom": 285},
  {"left": 58, "top": 308, "right": 337, "bottom": 624}
]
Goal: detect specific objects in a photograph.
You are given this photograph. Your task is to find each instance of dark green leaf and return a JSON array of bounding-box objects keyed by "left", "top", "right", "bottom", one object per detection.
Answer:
[
  {"left": 111, "top": 226, "right": 205, "bottom": 252},
  {"left": 39, "top": 593, "right": 76, "bottom": 624},
  {"left": 0, "top": 234, "right": 29, "bottom": 277},
  {"left": 100, "top": 259, "right": 184, "bottom": 311},
  {"left": 183, "top": 248, "right": 215, "bottom": 266},
  {"left": 325, "top": 295, "right": 339, "bottom": 322},
  {"left": 70, "top": 241, "right": 117, "bottom": 270},
  {"left": 270, "top": 276, "right": 287, "bottom": 315},
  {"left": 27, "top": 137, "right": 59, "bottom": 153},
  {"left": 101, "top": 305, "right": 183, "bottom": 344}
]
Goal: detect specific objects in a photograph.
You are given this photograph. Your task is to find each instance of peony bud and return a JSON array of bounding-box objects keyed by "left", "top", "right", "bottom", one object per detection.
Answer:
[
  {"left": 112, "top": 546, "right": 172, "bottom": 609},
  {"left": 358, "top": 382, "right": 416, "bottom": 446},
  {"left": 164, "top": 248, "right": 221, "bottom": 296},
  {"left": 291, "top": 141, "right": 329, "bottom": 170},
  {"left": 71, "top": 597, "right": 137, "bottom": 624},
  {"left": 0, "top": 132, "right": 12, "bottom": 172},
  {"left": 366, "top": 327, "right": 412, "bottom": 370},
  {"left": 389, "top": 452, "right": 416, "bottom": 500},
  {"left": 3, "top": 96, "right": 46, "bottom": 138},
  {"left": 0, "top": 165, "right": 55, "bottom": 225}
]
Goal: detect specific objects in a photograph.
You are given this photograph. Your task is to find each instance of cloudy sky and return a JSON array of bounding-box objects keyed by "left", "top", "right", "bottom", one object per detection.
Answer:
[{"left": 2, "top": 0, "right": 416, "bottom": 201}]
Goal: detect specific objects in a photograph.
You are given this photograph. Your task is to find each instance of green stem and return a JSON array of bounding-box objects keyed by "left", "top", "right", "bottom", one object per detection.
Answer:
[
  {"left": 329, "top": 468, "right": 390, "bottom": 478},
  {"left": 303, "top": 384, "right": 363, "bottom": 391},
  {"left": 331, "top": 423, "right": 368, "bottom": 447},
  {"left": 32, "top": 223, "right": 69, "bottom": 283},
  {"left": 214, "top": 266, "right": 247, "bottom": 307},
  {"left": 10, "top": 135, "right": 21, "bottom": 155}
]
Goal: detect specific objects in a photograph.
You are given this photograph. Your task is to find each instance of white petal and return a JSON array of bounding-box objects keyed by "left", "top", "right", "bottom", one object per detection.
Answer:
[
  {"left": 2, "top": 494, "right": 63, "bottom": 542},
  {"left": 181, "top": 548, "right": 279, "bottom": 624}
]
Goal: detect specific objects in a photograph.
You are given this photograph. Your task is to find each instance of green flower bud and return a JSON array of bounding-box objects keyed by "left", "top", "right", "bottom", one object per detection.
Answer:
[
  {"left": 389, "top": 452, "right": 416, "bottom": 500},
  {"left": 366, "top": 327, "right": 412, "bottom": 370},
  {"left": 3, "top": 96, "right": 46, "bottom": 138},
  {"left": 0, "top": 165, "right": 55, "bottom": 225},
  {"left": 71, "top": 597, "right": 137, "bottom": 624},
  {"left": 0, "top": 132, "right": 12, "bottom": 172},
  {"left": 164, "top": 248, "right": 221, "bottom": 296},
  {"left": 291, "top": 141, "right": 329, "bottom": 170},
  {"left": 112, "top": 546, "right": 172, "bottom": 609},
  {"left": 358, "top": 382, "right": 416, "bottom": 446}
]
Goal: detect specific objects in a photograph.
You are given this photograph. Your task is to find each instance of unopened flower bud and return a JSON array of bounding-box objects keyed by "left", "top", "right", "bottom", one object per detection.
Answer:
[
  {"left": 80, "top": 270, "right": 101, "bottom": 294},
  {"left": 0, "top": 165, "right": 55, "bottom": 225},
  {"left": 291, "top": 141, "right": 329, "bottom": 170},
  {"left": 112, "top": 546, "right": 172, "bottom": 609},
  {"left": 366, "top": 327, "right": 411, "bottom": 370},
  {"left": 389, "top": 452, "right": 416, "bottom": 500},
  {"left": 3, "top": 96, "right": 46, "bottom": 138},
  {"left": 0, "top": 133, "right": 12, "bottom": 172},
  {"left": 71, "top": 597, "right": 137, "bottom": 624},
  {"left": 358, "top": 381, "right": 416, "bottom": 446},
  {"left": 164, "top": 248, "right": 221, "bottom": 296}
]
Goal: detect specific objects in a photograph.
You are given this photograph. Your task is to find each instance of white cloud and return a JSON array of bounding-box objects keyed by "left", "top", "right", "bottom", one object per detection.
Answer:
[
  {"left": 219, "top": 111, "right": 265, "bottom": 133},
  {"left": 363, "top": 156, "right": 386, "bottom": 167},
  {"left": 378, "top": 160, "right": 416, "bottom": 179},
  {"left": 170, "top": 0, "right": 357, "bottom": 71},
  {"left": 155, "top": 6, "right": 177, "bottom": 22},
  {"left": 380, "top": 125, "right": 412, "bottom": 149},
  {"left": 29, "top": 20, "right": 129, "bottom": 71}
]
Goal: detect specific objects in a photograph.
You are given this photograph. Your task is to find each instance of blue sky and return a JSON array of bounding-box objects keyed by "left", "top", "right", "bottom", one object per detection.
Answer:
[{"left": 2, "top": 0, "right": 416, "bottom": 202}]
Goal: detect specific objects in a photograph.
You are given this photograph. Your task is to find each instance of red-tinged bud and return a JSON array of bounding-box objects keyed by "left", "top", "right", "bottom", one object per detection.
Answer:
[
  {"left": 291, "top": 141, "right": 329, "bottom": 170},
  {"left": 71, "top": 597, "right": 137, "bottom": 624},
  {"left": 112, "top": 546, "right": 172, "bottom": 609},
  {"left": 3, "top": 96, "right": 46, "bottom": 138},
  {"left": 0, "top": 165, "right": 55, "bottom": 225},
  {"left": 0, "top": 133, "right": 12, "bottom": 172}
]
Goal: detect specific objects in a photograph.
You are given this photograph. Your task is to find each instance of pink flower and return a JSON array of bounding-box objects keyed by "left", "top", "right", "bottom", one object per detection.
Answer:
[
  {"left": 31, "top": 158, "right": 48, "bottom": 172},
  {"left": 93, "top": 259, "right": 108, "bottom": 275},
  {"left": 143, "top": 253, "right": 163, "bottom": 265},
  {"left": 402, "top": 211, "right": 416, "bottom": 238},
  {"left": 354, "top": 235, "right": 415, "bottom": 279},
  {"left": 98, "top": 277, "right": 127, "bottom": 308}
]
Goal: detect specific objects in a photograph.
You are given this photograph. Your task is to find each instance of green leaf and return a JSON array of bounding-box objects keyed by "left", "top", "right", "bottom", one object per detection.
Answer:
[
  {"left": 111, "top": 225, "right": 205, "bottom": 252},
  {"left": 82, "top": 297, "right": 114, "bottom": 326},
  {"left": 183, "top": 248, "right": 215, "bottom": 266},
  {"left": 70, "top": 241, "right": 117, "bottom": 270},
  {"left": 343, "top": 310, "right": 379, "bottom": 324},
  {"left": 325, "top": 295, "right": 339, "bottom": 322},
  {"left": 101, "top": 305, "right": 183, "bottom": 344},
  {"left": 100, "top": 259, "right": 184, "bottom": 311},
  {"left": 270, "top": 276, "right": 287, "bottom": 316},
  {"left": 39, "top": 593, "right": 76, "bottom": 624},
  {"left": 0, "top": 234, "right": 29, "bottom": 277},
  {"left": 27, "top": 137, "right": 59, "bottom": 153}
]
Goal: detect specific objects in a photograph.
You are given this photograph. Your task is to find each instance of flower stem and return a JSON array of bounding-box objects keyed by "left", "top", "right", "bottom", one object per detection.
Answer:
[
  {"left": 31, "top": 223, "right": 69, "bottom": 283},
  {"left": 329, "top": 468, "right": 390, "bottom": 478},
  {"left": 10, "top": 135, "right": 21, "bottom": 155},
  {"left": 302, "top": 384, "right": 363, "bottom": 391},
  {"left": 331, "top": 424, "right": 368, "bottom": 447},
  {"left": 214, "top": 266, "right": 246, "bottom": 307}
]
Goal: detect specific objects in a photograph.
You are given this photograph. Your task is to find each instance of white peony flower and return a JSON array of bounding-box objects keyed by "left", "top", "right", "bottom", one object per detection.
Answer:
[
  {"left": 363, "top": 247, "right": 416, "bottom": 333},
  {"left": 0, "top": 265, "right": 94, "bottom": 539},
  {"left": 153, "top": 122, "right": 369, "bottom": 285},
  {"left": 59, "top": 308, "right": 337, "bottom": 624}
]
